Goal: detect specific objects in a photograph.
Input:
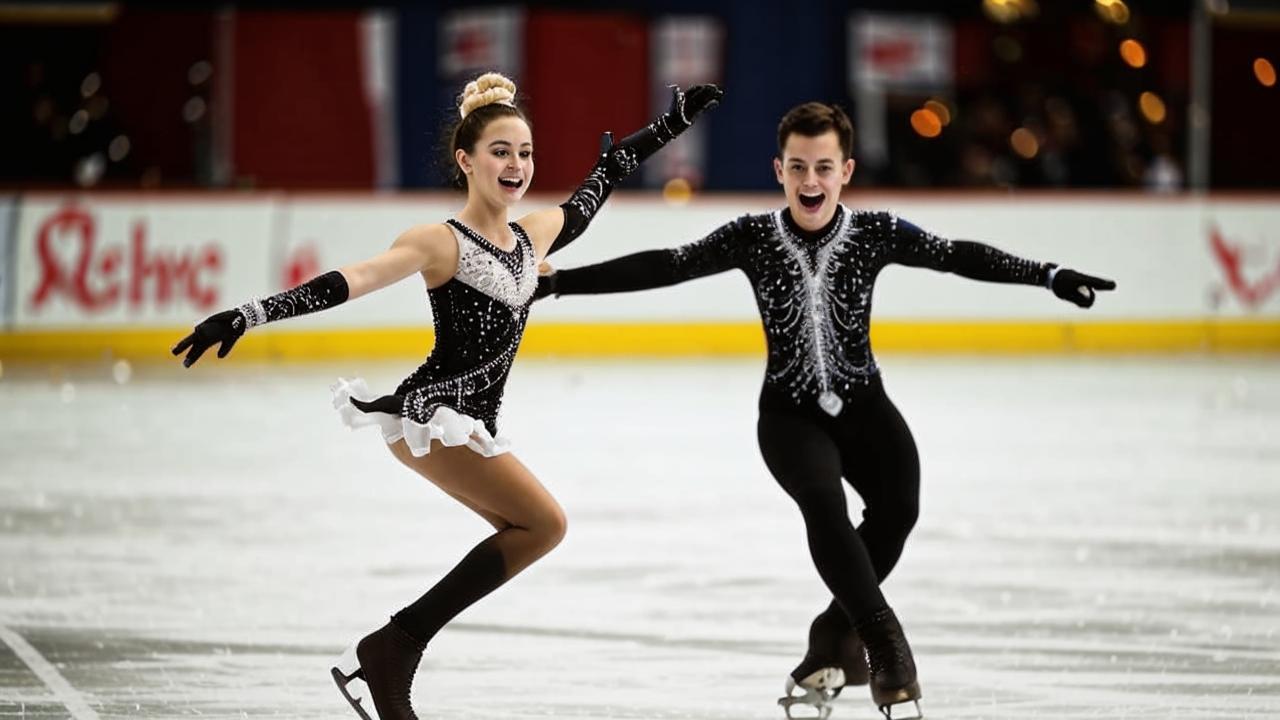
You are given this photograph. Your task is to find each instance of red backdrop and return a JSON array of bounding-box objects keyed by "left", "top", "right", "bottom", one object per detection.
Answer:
[
  {"left": 522, "top": 11, "right": 650, "bottom": 191},
  {"left": 231, "top": 11, "right": 374, "bottom": 188}
]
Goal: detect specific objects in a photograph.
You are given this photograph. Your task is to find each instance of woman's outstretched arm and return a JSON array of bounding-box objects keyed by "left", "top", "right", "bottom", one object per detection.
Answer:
[
  {"left": 172, "top": 224, "right": 451, "bottom": 367},
  {"left": 520, "top": 84, "right": 723, "bottom": 260}
]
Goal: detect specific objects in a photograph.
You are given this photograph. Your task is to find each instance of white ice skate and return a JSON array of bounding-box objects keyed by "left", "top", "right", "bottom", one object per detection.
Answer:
[{"left": 777, "top": 666, "right": 845, "bottom": 720}]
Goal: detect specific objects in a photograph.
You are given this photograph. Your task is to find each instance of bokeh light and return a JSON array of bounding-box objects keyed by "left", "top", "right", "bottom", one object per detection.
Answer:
[
  {"left": 1095, "top": 0, "right": 1131, "bottom": 24},
  {"left": 1010, "top": 127, "right": 1039, "bottom": 158},
  {"left": 74, "top": 153, "right": 105, "bottom": 187},
  {"left": 983, "top": 0, "right": 1039, "bottom": 23},
  {"left": 183, "top": 97, "right": 207, "bottom": 123},
  {"left": 911, "top": 108, "right": 943, "bottom": 138},
  {"left": 188, "top": 60, "right": 213, "bottom": 86},
  {"left": 662, "top": 177, "right": 693, "bottom": 205},
  {"left": 108, "top": 135, "right": 131, "bottom": 162},
  {"left": 68, "top": 109, "right": 89, "bottom": 135},
  {"left": 924, "top": 99, "right": 952, "bottom": 126},
  {"left": 1139, "top": 91, "right": 1167, "bottom": 124},
  {"left": 1255, "top": 58, "right": 1277, "bottom": 88},
  {"left": 1120, "top": 39, "right": 1147, "bottom": 68},
  {"left": 80, "top": 72, "right": 101, "bottom": 98}
]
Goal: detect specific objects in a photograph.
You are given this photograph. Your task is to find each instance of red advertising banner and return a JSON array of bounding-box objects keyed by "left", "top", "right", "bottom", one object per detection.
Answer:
[{"left": 13, "top": 198, "right": 273, "bottom": 327}]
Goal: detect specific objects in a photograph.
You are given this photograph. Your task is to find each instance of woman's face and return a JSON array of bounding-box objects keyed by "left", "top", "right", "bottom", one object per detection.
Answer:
[
  {"left": 457, "top": 115, "right": 534, "bottom": 207},
  {"left": 773, "top": 130, "right": 855, "bottom": 231}
]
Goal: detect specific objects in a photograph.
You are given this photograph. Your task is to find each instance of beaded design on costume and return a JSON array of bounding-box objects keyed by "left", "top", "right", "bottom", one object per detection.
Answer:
[
  {"left": 563, "top": 107, "right": 681, "bottom": 224},
  {"left": 651, "top": 206, "right": 1050, "bottom": 414},
  {"left": 767, "top": 209, "right": 874, "bottom": 415},
  {"left": 447, "top": 219, "right": 538, "bottom": 308},
  {"left": 239, "top": 270, "right": 349, "bottom": 329},
  {"left": 394, "top": 220, "right": 536, "bottom": 435},
  {"left": 564, "top": 166, "right": 612, "bottom": 223}
]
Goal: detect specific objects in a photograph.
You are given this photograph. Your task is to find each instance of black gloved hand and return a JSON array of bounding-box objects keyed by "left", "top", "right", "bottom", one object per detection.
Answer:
[
  {"left": 172, "top": 309, "right": 246, "bottom": 367},
  {"left": 533, "top": 272, "right": 558, "bottom": 301},
  {"left": 664, "top": 83, "right": 724, "bottom": 134},
  {"left": 595, "top": 83, "right": 724, "bottom": 181},
  {"left": 1051, "top": 268, "right": 1116, "bottom": 308}
]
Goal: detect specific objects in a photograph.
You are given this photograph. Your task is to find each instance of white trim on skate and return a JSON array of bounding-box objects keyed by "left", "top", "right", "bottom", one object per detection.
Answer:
[{"left": 0, "top": 624, "right": 102, "bottom": 720}]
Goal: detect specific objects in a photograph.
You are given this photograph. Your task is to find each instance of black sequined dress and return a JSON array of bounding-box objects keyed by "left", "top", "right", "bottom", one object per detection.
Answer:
[{"left": 333, "top": 219, "right": 537, "bottom": 457}]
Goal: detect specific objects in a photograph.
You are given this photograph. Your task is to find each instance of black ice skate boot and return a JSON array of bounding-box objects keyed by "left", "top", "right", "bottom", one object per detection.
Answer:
[
  {"left": 836, "top": 631, "right": 869, "bottom": 688},
  {"left": 853, "top": 607, "right": 922, "bottom": 719},
  {"left": 331, "top": 621, "right": 425, "bottom": 720},
  {"left": 778, "top": 613, "right": 868, "bottom": 718}
]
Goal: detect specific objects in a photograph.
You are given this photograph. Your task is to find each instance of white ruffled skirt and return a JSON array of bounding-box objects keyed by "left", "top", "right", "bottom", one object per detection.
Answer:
[{"left": 330, "top": 377, "right": 511, "bottom": 458}]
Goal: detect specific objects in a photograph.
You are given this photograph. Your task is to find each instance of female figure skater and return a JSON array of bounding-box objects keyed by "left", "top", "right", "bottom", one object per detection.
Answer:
[
  {"left": 535, "top": 102, "right": 1115, "bottom": 719},
  {"left": 171, "top": 72, "right": 722, "bottom": 719}
]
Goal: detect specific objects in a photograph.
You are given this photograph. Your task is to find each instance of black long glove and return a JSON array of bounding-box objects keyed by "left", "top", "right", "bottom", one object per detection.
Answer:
[
  {"left": 603, "top": 83, "right": 724, "bottom": 174},
  {"left": 172, "top": 270, "right": 350, "bottom": 367},
  {"left": 1050, "top": 268, "right": 1116, "bottom": 308},
  {"left": 551, "top": 83, "right": 723, "bottom": 256},
  {"left": 171, "top": 309, "right": 246, "bottom": 367},
  {"left": 534, "top": 272, "right": 558, "bottom": 301},
  {"left": 668, "top": 83, "right": 724, "bottom": 132}
]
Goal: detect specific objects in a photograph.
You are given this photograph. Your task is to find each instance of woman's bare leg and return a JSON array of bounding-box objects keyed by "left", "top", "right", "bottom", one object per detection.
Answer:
[
  {"left": 339, "top": 440, "right": 567, "bottom": 720},
  {"left": 383, "top": 439, "right": 567, "bottom": 640}
]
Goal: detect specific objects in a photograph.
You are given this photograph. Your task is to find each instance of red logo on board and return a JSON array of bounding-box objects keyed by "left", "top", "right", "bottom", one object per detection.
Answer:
[
  {"left": 29, "top": 205, "right": 223, "bottom": 313},
  {"left": 283, "top": 244, "right": 321, "bottom": 290},
  {"left": 1208, "top": 225, "right": 1280, "bottom": 310}
]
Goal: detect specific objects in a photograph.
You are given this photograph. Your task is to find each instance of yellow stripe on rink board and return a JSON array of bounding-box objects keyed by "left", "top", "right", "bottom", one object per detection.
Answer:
[{"left": 1, "top": 320, "right": 1279, "bottom": 362}]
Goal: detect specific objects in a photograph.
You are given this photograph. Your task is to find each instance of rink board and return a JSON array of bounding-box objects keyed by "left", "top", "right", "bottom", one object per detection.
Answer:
[
  {"left": 0, "top": 196, "right": 15, "bottom": 333},
  {"left": 2, "top": 192, "right": 1279, "bottom": 359}
]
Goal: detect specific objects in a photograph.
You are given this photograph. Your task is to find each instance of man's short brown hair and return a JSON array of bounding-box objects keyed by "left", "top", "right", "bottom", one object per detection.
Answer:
[{"left": 777, "top": 102, "right": 855, "bottom": 160}]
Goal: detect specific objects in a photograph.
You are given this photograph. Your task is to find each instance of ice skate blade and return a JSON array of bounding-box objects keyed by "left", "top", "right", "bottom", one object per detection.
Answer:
[
  {"left": 778, "top": 674, "right": 840, "bottom": 720},
  {"left": 331, "top": 643, "right": 375, "bottom": 720},
  {"left": 877, "top": 697, "right": 923, "bottom": 720},
  {"left": 777, "top": 694, "right": 834, "bottom": 720}
]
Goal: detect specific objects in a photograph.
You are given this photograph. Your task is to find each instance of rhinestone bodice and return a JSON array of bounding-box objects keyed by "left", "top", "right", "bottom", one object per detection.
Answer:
[{"left": 394, "top": 219, "right": 537, "bottom": 434}]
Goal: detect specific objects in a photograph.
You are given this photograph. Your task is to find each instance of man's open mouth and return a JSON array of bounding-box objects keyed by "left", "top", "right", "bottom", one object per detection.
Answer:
[{"left": 799, "top": 192, "right": 824, "bottom": 209}]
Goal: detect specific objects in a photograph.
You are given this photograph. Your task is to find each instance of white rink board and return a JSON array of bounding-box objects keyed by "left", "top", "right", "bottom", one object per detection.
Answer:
[
  {"left": 0, "top": 196, "right": 14, "bottom": 330},
  {"left": 13, "top": 197, "right": 274, "bottom": 328},
  {"left": 276, "top": 196, "right": 464, "bottom": 328},
  {"left": 8, "top": 193, "right": 1280, "bottom": 329}
]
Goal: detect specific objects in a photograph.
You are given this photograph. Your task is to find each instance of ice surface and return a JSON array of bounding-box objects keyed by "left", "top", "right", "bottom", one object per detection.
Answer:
[{"left": 1, "top": 356, "right": 1277, "bottom": 718}]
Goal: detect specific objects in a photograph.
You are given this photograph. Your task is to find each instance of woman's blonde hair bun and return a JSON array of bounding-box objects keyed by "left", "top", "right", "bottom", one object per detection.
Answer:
[{"left": 459, "top": 72, "right": 518, "bottom": 118}]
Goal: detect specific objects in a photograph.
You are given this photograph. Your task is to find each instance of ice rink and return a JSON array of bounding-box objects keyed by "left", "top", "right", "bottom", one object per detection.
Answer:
[{"left": 1, "top": 355, "right": 1278, "bottom": 719}]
